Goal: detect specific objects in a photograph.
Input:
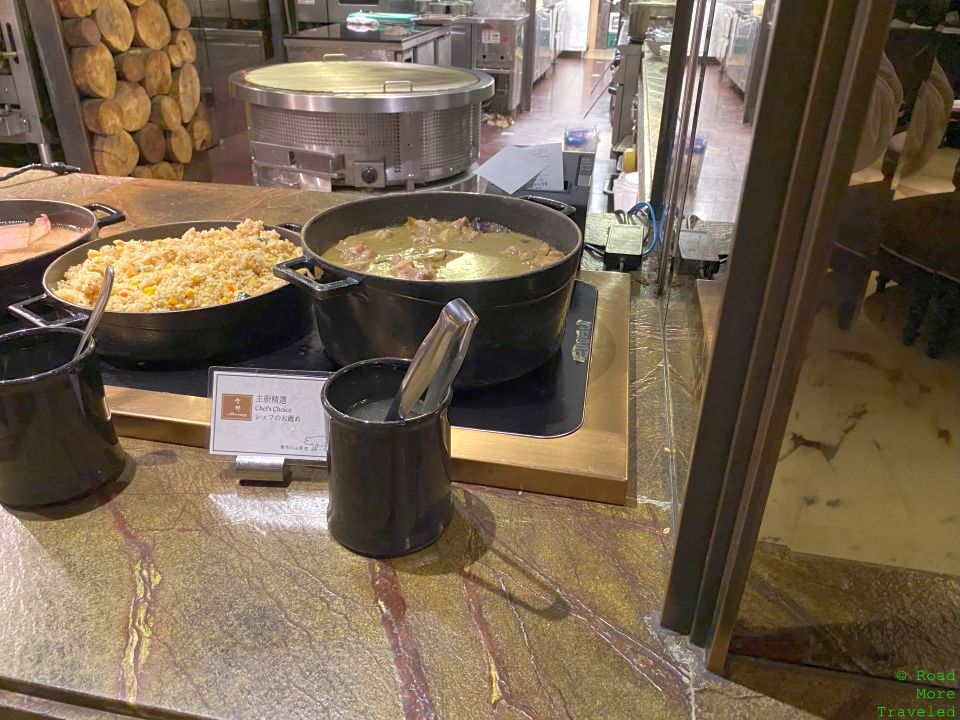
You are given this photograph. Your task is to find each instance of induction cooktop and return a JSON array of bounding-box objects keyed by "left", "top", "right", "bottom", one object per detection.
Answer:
[{"left": 16, "top": 281, "right": 598, "bottom": 439}]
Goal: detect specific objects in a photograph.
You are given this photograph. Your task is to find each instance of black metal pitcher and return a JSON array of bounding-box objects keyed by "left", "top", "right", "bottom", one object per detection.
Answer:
[{"left": 321, "top": 358, "right": 453, "bottom": 557}]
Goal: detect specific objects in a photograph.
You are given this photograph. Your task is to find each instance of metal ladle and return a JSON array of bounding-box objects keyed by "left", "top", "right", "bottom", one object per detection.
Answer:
[
  {"left": 73, "top": 265, "right": 114, "bottom": 361},
  {"left": 385, "top": 298, "right": 479, "bottom": 421}
]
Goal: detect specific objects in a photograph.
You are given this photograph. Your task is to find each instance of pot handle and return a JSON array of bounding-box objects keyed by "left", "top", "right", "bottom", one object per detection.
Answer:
[
  {"left": 603, "top": 173, "right": 617, "bottom": 197},
  {"left": 84, "top": 203, "right": 126, "bottom": 228},
  {"left": 518, "top": 195, "right": 577, "bottom": 217},
  {"left": 275, "top": 222, "right": 302, "bottom": 233},
  {"left": 8, "top": 294, "right": 89, "bottom": 329},
  {"left": 274, "top": 256, "right": 361, "bottom": 300}
]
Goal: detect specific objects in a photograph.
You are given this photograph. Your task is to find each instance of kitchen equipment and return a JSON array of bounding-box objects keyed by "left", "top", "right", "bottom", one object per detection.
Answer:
[
  {"left": 742, "top": 0, "right": 775, "bottom": 123},
  {"left": 467, "top": 15, "right": 526, "bottom": 114},
  {"left": 274, "top": 192, "right": 582, "bottom": 388},
  {"left": 185, "top": 0, "right": 267, "bottom": 18},
  {"left": 0, "top": 327, "right": 125, "bottom": 507},
  {"left": 332, "top": 0, "right": 417, "bottom": 24},
  {"left": 534, "top": 4, "right": 560, "bottom": 81},
  {"left": 708, "top": 2, "right": 750, "bottom": 61},
  {"left": 88, "top": 279, "right": 597, "bottom": 440},
  {"left": 387, "top": 298, "right": 478, "bottom": 419},
  {"left": 284, "top": 23, "right": 451, "bottom": 64},
  {"left": 724, "top": 8, "right": 759, "bottom": 94},
  {"left": 289, "top": 0, "right": 419, "bottom": 25},
  {"left": 627, "top": 1, "right": 675, "bottom": 42},
  {"left": 346, "top": 11, "right": 418, "bottom": 22},
  {"left": 230, "top": 61, "right": 493, "bottom": 191},
  {"left": 0, "top": 200, "right": 125, "bottom": 311},
  {"left": 73, "top": 266, "right": 114, "bottom": 361},
  {"left": 437, "top": 16, "right": 475, "bottom": 69},
  {"left": 229, "top": 0, "right": 265, "bottom": 19},
  {"left": 189, "top": 27, "right": 268, "bottom": 139},
  {"left": 484, "top": 149, "right": 596, "bottom": 236},
  {"left": 0, "top": 0, "right": 58, "bottom": 161},
  {"left": 183, "top": 0, "right": 228, "bottom": 18},
  {"left": 288, "top": 0, "right": 329, "bottom": 23},
  {"left": 9, "top": 221, "right": 310, "bottom": 366},
  {"left": 610, "top": 41, "right": 644, "bottom": 150},
  {"left": 416, "top": 0, "right": 473, "bottom": 15},
  {"left": 322, "top": 357, "right": 453, "bottom": 557},
  {"left": 552, "top": 1, "right": 566, "bottom": 62}
]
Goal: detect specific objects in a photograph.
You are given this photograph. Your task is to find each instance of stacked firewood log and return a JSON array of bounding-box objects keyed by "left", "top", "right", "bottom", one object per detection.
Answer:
[{"left": 59, "top": 0, "right": 212, "bottom": 179}]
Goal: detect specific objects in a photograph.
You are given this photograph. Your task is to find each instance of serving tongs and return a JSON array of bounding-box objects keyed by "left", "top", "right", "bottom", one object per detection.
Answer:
[{"left": 385, "top": 298, "right": 479, "bottom": 421}]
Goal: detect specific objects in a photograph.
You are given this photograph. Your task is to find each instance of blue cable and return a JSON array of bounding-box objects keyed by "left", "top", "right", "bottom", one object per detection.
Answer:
[{"left": 626, "top": 201, "right": 660, "bottom": 257}]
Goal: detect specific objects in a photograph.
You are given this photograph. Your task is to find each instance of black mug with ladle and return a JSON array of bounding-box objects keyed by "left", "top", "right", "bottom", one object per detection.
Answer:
[{"left": 0, "top": 327, "right": 126, "bottom": 507}]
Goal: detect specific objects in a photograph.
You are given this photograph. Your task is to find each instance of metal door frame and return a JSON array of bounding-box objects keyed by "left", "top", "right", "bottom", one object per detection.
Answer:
[
  {"left": 649, "top": 0, "right": 697, "bottom": 219},
  {"left": 659, "top": 0, "right": 895, "bottom": 672}
]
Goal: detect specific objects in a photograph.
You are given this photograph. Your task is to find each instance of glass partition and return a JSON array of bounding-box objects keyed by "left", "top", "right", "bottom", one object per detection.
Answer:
[
  {"left": 731, "top": 12, "right": 960, "bottom": 686},
  {"left": 655, "top": 0, "right": 770, "bottom": 502}
]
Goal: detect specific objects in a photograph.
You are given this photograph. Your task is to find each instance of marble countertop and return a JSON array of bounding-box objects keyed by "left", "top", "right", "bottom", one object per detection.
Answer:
[
  {"left": 0, "top": 173, "right": 686, "bottom": 720},
  {"left": 0, "top": 172, "right": 947, "bottom": 719}
]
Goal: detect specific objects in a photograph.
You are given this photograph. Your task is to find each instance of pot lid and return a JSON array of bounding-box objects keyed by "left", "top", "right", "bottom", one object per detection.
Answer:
[{"left": 230, "top": 61, "right": 494, "bottom": 113}]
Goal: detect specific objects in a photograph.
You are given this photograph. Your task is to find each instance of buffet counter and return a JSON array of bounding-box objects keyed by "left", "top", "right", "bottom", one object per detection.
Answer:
[
  {"left": 2, "top": 172, "right": 631, "bottom": 504},
  {"left": 0, "top": 171, "right": 680, "bottom": 720},
  {"left": 0, "top": 172, "right": 938, "bottom": 719}
]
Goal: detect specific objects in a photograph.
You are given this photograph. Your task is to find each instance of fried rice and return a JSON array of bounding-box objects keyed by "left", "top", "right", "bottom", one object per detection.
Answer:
[{"left": 53, "top": 219, "right": 300, "bottom": 312}]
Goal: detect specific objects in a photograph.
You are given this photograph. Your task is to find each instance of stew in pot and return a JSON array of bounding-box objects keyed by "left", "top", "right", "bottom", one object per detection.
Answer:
[
  {"left": 0, "top": 215, "right": 85, "bottom": 267},
  {"left": 321, "top": 217, "right": 566, "bottom": 281}
]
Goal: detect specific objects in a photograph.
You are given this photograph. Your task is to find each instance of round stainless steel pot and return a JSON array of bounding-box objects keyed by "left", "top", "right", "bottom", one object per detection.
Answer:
[{"left": 229, "top": 61, "right": 494, "bottom": 190}]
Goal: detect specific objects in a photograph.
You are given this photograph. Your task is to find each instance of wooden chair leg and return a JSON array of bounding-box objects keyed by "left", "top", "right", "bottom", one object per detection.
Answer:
[
  {"left": 903, "top": 282, "right": 933, "bottom": 346},
  {"left": 926, "top": 280, "right": 960, "bottom": 359}
]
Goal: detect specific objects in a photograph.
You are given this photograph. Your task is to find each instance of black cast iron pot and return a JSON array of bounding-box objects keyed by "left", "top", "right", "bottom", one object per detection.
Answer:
[
  {"left": 274, "top": 192, "right": 583, "bottom": 388},
  {"left": 9, "top": 221, "right": 311, "bottom": 366},
  {"left": 0, "top": 200, "right": 125, "bottom": 311}
]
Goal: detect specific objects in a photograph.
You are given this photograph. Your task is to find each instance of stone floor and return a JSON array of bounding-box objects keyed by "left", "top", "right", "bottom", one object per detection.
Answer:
[
  {"left": 685, "top": 65, "right": 754, "bottom": 224},
  {"left": 478, "top": 55, "right": 616, "bottom": 214},
  {"left": 763, "top": 283, "right": 960, "bottom": 576}
]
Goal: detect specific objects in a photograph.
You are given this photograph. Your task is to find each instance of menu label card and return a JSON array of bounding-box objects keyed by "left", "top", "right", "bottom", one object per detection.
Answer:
[{"left": 209, "top": 369, "right": 329, "bottom": 462}]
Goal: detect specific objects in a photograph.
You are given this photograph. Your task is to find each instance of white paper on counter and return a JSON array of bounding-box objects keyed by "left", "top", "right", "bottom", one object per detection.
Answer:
[
  {"left": 477, "top": 145, "right": 549, "bottom": 195},
  {"left": 524, "top": 142, "right": 565, "bottom": 192}
]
